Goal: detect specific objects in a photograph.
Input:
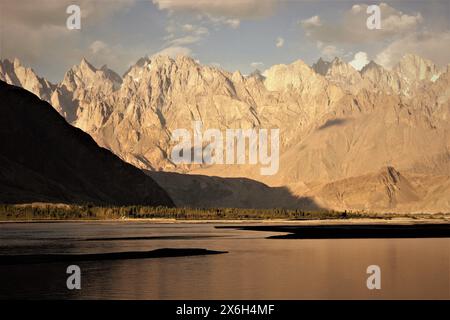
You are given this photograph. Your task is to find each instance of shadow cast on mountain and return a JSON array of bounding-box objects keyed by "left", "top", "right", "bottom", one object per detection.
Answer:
[
  {"left": 317, "top": 118, "right": 348, "bottom": 130},
  {"left": 0, "top": 81, "right": 174, "bottom": 207},
  {"left": 146, "top": 171, "right": 324, "bottom": 210}
]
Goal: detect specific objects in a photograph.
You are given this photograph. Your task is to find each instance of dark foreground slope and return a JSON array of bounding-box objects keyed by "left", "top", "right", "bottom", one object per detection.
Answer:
[{"left": 0, "top": 81, "right": 174, "bottom": 206}]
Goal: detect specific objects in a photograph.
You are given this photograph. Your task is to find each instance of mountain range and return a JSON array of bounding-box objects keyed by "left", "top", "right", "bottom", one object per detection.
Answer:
[{"left": 1, "top": 53, "right": 449, "bottom": 213}]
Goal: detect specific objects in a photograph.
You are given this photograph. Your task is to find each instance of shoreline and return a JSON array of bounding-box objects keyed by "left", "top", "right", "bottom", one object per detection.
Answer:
[
  {"left": 1, "top": 217, "right": 449, "bottom": 225},
  {"left": 218, "top": 223, "right": 450, "bottom": 239}
]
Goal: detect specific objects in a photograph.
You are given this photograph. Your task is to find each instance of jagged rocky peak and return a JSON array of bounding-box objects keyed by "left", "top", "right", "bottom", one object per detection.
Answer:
[
  {"left": 122, "top": 57, "right": 152, "bottom": 83},
  {"left": 175, "top": 54, "right": 199, "bottom": 66},
  {"left": 100, "top": 65, "right": 122, "bottom": 88},
  {"left": 361, "top": 60, "right": 383, "bottom": 74},
  {"left": 313, "top": 56, "right": 362, "bottom": 93},
  {"left": 135, "top": 56, "right": 151, "bottom": 68},
  {"left": 232, "top": 70, "right": 244, "bottom": 82},
  {"left": 394, "top": 53, "right": 440, "bottom": 82},
  {"left": 142, "top": 54, "right": 198, "bottom": 71},
  {"left": 0, "top": 58, "right": 15, "bottom": 82},
  {"left": 79, "top": 57, "right": 96, "bottom": 72},
  {"left": 312, "top": 57, "right": 331, "bottom": 76},
  {"left": 328, "top": 57, "right": 359, "bottom": 74},
  {"left": 62, "top": 58, "right": 98, "bottom": 90},
  {"left": 331, "top": 57, "right": 345, "bottom": 65},
  {"left": 264, "top": 59, "right": 323, "bottom": 92},
  {"left": 62, "top": 57, "right": 122, "bottom": 92},
  {"left": 0, "top": 57, "right": 54, "bottom": 101},
  {"left": 313, "top": 56, "right": 360, "bottom": 80},
  {"left": 123, "top": 55, "right": 200, "bottom": 83},
  {"left": 122, "top": 56, "right": 151, "bottom": 78},
  {"left": 360, "top": 61, "right": 392, "bottom": 83},
  {"left": 0, "top": 57, "right": 23, "bottom": 70},
  {"left": 247, "top": 69, "right": 265, "bottom": 81}
]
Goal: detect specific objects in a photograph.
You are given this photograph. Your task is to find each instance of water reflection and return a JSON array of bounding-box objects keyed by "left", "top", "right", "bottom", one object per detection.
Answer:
[{"left": 0, "top": 222, "right": 448, "bottom": 299}]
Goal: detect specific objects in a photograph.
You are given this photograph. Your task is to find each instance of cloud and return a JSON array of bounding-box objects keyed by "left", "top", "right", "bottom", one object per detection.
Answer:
[
  {"left": 349, "top": 51, "right": 370, "bottom": 70},
  {"left": 1, "top": 0, "right": 135, "bottom": 28},
  {"left": 168, "top": 35, "right": 202, "bottom": 46},
  {"left": 316, "top": 42, "right": 343, "bottom": 60},
  {"left": 182, "top": 24, "right": 195, "bottom": 32},
  {"left": 86, "top": 40, "right": 153, "bottom": 76},
  {"left": 250, "top": 62, "right": 264, "bottom": 69},
  {"left": 152, "top": 0, "right": 278, "bottom": 19},
  {"left": 152, "top": 46, "right": 193, "bottom": 58},
  {"left": 0, "top": 0, "right": 136, "bottom": 80},
  {"left": 276, "top": 37, "right": 284, "bottom": 48},
  {"left": 224, "top": 19, "right": 240, "bottom": 29},
  {"left": 300, "top": 3, "right": 423, "bottom": 44},
  {"left": 197, "top": 15, "right": 241, "bottom": 29},
  {"left": 89, "top": 40, "right": 108, "bottom": 55},
  {"left": 162, "top": 21, "right": 210, "bottom": 49},
  {"left": 301, "top": 15, "right": 322, "bottom": 28},
  {"left": 182, "top": 24, "right": 209, "bottom": 35},
  {"left": 375, "top": 31, "right": 450, "bottom": 69},
  {"left": 153, "top": 0, "right": 278, "bottom": 30},
  {"left": 298, "top": 3, "right": 448, "bottom": 70}
]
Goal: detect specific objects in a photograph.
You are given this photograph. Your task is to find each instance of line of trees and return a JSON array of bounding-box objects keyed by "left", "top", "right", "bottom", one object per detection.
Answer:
[{"left": 0, "top": 204, "right": 444, "bottom": 221}]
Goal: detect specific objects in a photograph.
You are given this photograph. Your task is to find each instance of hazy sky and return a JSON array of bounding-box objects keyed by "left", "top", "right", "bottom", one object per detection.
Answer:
[{"left": 1, "top": 0, "right": 449, "bottom": 82}]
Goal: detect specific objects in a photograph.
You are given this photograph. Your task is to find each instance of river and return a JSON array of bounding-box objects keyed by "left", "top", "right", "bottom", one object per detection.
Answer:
[{"left": 0, "top": 221, "right": 448, "bottom": 299}]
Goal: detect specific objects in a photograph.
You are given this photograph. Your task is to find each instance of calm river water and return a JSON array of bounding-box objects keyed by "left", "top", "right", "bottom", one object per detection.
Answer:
[{"left": 0, "top": 222, "right": 448, "bottom": 299}]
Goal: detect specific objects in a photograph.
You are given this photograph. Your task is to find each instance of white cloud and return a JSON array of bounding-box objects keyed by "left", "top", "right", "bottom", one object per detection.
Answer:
[
  {"left": 152, "top": 0, "right": 277, "bottom": 19},
  {"left": 153, "top": 0, "right": 278, "bottom": 30},
  {"left": 351, "top": 5, "right": 362, "bottom": 14},
  {"left": 202, "top": 15, "right": 241, "bottom": 29},
  {"left": 250, "top": 62, "right": 264, "bottom": 69},
  {"left": 152, "top": 46, "right": 193, "bottom": 58},
  {"left": 0, "top": 0, "right": 136, "bottom": 80},
  {"left": 301, "top": 3, "right": 423, "bottom": 44},
  {"left": 2, "top": 0, "right": 135, "bottom": 28},
  {"left": 168, "top": 35, "right": 202, "bottom": 46},
  {"left": 349, "top": 51, "right": 370, "bottom": 70},
  {"left": 224, "top": 19, "right": 240, "bottom": 29},
  {"left": 276, "top": 37, "right": 284, "bottom": 48},
  {"left": 182, "top": 24, "right": 209, "bottom": 35},
  {"left": 298, "top": 3, "right": 442, "bottom": 69},
  {"left": 182, "top": 24, "right": 195, "bottom": 32},
  {"left": 89, "top": 40, "right": 108, "bottom": 55},
  {"left": 301, "top": 15, "right": 322, "bottom": 28},
  {"left": 375, "top": 31, "right": 450, "bottom": 69},
  {"left": 380, "top": 5, "right": 423, "bottom": 33},
  {"left": 163, "top": 22, "right": 209, "bottom": 48}
]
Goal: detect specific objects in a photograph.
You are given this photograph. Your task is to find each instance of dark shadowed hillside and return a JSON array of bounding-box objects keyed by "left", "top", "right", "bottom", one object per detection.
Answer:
[
  {"left": 0, "top": 81, "right": 174, "bottom": 206},
  {"left": 147, "top": 171, "right": 322, "bottom": 210}
]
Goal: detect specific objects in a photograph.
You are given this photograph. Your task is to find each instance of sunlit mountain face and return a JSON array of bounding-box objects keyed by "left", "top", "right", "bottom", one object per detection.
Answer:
[{"left": 1, "top": 0, "right": 450, "bottom": 212}]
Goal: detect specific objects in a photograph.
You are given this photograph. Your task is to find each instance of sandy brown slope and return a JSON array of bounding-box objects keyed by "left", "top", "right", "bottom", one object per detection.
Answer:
[
  {"left": 0, "top": 81, "right": 174, "bottom": 206},
  {"left": 284, "top": 167, "right": 450, "bottom": 214}
]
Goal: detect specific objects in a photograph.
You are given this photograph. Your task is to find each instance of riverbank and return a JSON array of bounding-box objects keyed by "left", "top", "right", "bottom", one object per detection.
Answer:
[
  {"left": 218, "top": 223, "right": 450, "bottom": 239},
  {"left": 0, "top": 203, "right": 449, "bottom": 222}
]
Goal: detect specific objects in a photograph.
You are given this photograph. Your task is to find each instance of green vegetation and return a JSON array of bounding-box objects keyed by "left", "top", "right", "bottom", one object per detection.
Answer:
[{"left": 0, "top": 204, "right": 447, "bottom": 221}]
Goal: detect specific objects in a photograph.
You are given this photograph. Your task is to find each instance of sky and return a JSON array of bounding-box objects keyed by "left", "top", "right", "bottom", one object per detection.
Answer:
[{"left": 1, "top": 0, "right": 449, "bottom": 82}]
